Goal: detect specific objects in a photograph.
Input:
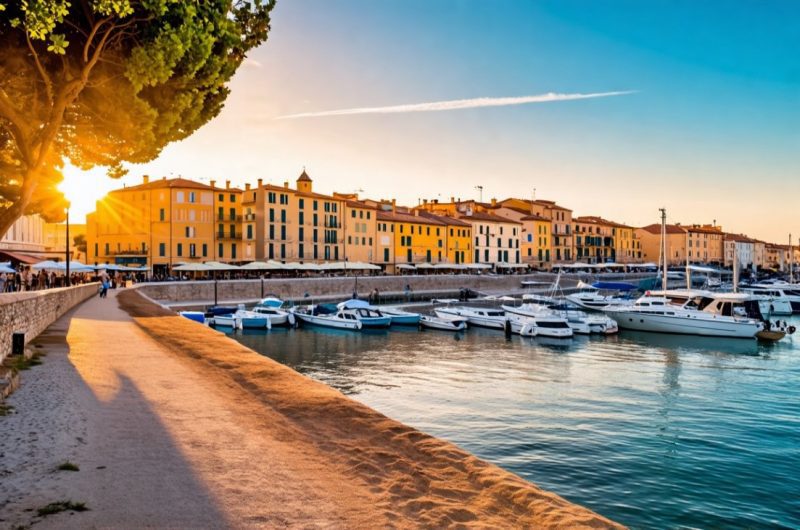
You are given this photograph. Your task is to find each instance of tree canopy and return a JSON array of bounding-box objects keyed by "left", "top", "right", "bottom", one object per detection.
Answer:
[{"left": 0, "top": 0, "right": 275, "bottom": 236}]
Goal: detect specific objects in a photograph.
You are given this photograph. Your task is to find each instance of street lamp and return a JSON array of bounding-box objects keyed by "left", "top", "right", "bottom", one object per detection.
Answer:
[{"left": 65, "top": 203, "right": 71, "bottom": 287}]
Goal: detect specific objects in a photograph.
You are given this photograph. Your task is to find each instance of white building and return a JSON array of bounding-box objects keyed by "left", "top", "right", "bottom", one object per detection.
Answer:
[
  {"left": 0, "top": 214, "right": 47, "bottom": 263},
  {"left": 724, "top": 234, "right": 755, "bottom": 270},
  {"left": 461, "top": 211, "right": 521, "bottom": 265}
]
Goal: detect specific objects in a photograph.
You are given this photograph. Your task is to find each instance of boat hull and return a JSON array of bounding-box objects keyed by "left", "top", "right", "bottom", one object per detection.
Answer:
[
  {"left": 294, "top": 313, "right": 362, "bottom": 330},
  {"left": 607, "top": 310, "right": 760, "bottom": 338},
  {"left": 435, "top": 308, "right": 506, "bottom": 329},
  {"left": 419, "top": 316, "right": 467, "bottom": 332}
]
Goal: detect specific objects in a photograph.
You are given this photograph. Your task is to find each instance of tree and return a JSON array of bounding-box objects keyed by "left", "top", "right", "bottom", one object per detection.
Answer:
[
  {"left": 73, "top": 232, "right": 86, "bottom": 255},
  {"left": 0, "top": 0, "right": 275, "bottom": 237}
]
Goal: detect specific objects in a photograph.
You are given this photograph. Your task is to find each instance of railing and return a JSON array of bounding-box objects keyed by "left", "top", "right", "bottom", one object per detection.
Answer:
[
  {"left": 244, "top": 213, "right": 256, "bottom": 221},
  {"left": 108, "top": 249, "right": 148, "bottom": 256}
]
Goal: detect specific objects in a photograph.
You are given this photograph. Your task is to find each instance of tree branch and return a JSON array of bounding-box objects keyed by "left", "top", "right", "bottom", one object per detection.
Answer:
[
  {"left": 83, "top": 16, "right": 113, "bottom": 64},
  {"left": 25, "top": 31, "right": 54, "bottom": 104}
]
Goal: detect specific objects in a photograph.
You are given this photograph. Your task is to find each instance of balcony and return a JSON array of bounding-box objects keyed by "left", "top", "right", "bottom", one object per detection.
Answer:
[
  {"left": 217, "top": 214, "right": 243, "bottom": 222},
  {"left": 244, "top": 213, "right": 256, "bottom": 221},
  {"left": 216, "top": 233, "right": 240, "bottom": 241},
  {"left": 108, "top": 249, "right": 148, "bottom": 256}
]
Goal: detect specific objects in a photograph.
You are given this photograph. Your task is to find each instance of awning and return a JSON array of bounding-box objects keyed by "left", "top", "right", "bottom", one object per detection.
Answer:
[{"left": 0, "top": 250, "right": 41, "bottom": 264}]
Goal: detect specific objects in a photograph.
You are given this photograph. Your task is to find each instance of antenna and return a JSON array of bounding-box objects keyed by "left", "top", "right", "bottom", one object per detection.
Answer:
[{"left": 475, "top": 185, "right": 483, "bottom": 202}]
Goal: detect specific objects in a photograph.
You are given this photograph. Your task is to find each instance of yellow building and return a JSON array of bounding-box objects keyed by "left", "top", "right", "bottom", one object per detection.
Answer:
[
  {"left": 44, "top": 222, "right": 87, "bottom": 263},
  {"left": 387, "top": 208, "right": 448, "bottom": 265},
  {"left": 87, "top": 176, "right": 217, "bottom": 276},
  {"left": 573, "top": 216, "right": 640, "bottom": 264},
  {"left": 497, "top": 198, "right": 573, "bottom": 263},
  {"left": 242, "top": 170, "right": 345, "bottom": 263},
  {"left": 335, "top": 193, "right": 378, "bottom": 264},
  {"left": 210, "top": 180, "right": 243, "bottom": 263},
  {"left": 636, "top": 223, "right": 687, "bottom": 266},
  {"left": 686, "top": 224, "right": 724, "bottom": 265}
]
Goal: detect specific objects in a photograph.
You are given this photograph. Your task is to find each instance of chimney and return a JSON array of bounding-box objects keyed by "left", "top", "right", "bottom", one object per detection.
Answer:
[
  {"left": 209, "top": 179, "right": 216, "bottom": 189},
  {"left": 143, "top": 175, "right": 150, "bottom": 184},
  {"left": 257, "top": 178, "right": 263, "bottom": 188},
  {"left": 284, "top": 181, "right": 289, "bottom": 189},
  {"left": 245, "top": 183, "right": 251, "bottom": 191},
  {"left": 491, "top": 197, "right": 497, "bottom": 207},
  {"left": 423, "top": 199, "right": 428, "bottom": 205},
  {"left": 450, "top": 196, "right": 455, "bottom": 203},
  {"left": 414, "top": 210, "right": 420, "bottom": 216},
  {"left": 391, "top": 199, "right": 397, "bottom": 213},
  {"left": 225, "top": 180, "right": 231, "bottom": 189}
]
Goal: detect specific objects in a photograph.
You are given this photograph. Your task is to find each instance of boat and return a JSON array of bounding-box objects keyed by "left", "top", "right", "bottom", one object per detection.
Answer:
[
  {"left": 604, "top": 291, "right": 764, "bottom": 339},
  {"left": 508, "top": 295, "right": 619, "bottom": 335},
  {"left": 337, "top": 300, "right": 392, "bottom": 328},
  {"left": 207, "top": 305, "right": 238, "bottom": 316},
  {"left": 565, "top": 290, "right": 631, "bottom": 311},
  {"left": 741, "top": 283, "right": 799, "bottom": 314},
  {"left": 503, "top": 310, "right": 574, "bottom": 338},
  {"left": 292, "top": 304, "right": 363, "bottom": 330},
  {"left": 419, "top": 315, "right": 467, "bottom": 331},
  {"left": 434, "top": 306, "right": 507, "bottom": 329},
  {"left": 178, "top": 311, "right": 206, "bottom": 324},
  {"left": 378, "top": 307, "right": 422, "bottom": 326},
  {"left": 212, "top": 313, "right": 240, "bottom": 328},
  {"left": 250, "top": 298, "right": 295, "bottom": 326},
  {"left": 233, "top": 308, "right": 272, "bottom": 330}
]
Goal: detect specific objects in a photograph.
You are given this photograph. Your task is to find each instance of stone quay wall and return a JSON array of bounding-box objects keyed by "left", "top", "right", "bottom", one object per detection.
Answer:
[
  {"left": 0, "top": 284, "right": 99, "bottom": 365},
  {"left": 136, "top": 273, "right": 608, "bottom": 306}
]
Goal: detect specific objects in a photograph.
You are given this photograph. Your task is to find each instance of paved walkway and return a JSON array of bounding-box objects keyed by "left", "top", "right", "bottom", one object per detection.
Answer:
[{"left": 0, "top": 290, "right": 379, "bottom": 528}]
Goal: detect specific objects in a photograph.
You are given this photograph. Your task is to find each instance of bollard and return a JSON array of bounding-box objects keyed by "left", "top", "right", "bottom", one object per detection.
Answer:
[
  {"left": 12, "top": 332, "right": 25, "bottom": 356},
  {"left": 504, "top": 319, "right": 512, "bottom": 339}
]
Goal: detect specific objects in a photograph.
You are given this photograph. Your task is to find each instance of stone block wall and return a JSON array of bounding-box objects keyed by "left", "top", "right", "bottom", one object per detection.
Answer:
[{"left": 0, "top": 284, "right": 99, "bottom": 364}]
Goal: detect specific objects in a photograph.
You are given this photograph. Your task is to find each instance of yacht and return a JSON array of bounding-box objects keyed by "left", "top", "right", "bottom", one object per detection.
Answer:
[
  {"left": 507, "top": 296, "right": 618, "bottom": 334},
  {"left": 292, "top": 304, "right": 363, "bottom": 330},
  {"left": 419, "top": 315, "right": 468, "bottom": 332},
  {"left": 434, "top": 306, "right": 507, "bottom": 329},
  {"left": 743, "top": 282, "right": 800, "bottom": 313},
  {"left": 504, "top": 310, "right": 574, "bottom": 338},
  {"left": 566, "top": 289, "right": 630, "bottom": 311},
  {"left": 604, "top": 290, "right": 763, "bottom": 339}
]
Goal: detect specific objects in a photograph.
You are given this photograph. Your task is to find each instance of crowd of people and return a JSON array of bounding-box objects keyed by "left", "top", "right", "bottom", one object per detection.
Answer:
[{"left": 0, "top": 266, "right": 135, "bottom": 294}]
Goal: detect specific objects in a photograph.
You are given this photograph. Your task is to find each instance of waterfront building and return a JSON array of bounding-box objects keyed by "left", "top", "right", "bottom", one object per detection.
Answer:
[
  {"left": 334, "top": 193, "right": 378, "bottom": 265},
  {"left": 379, "top": 206, "right": 448, "bottom": 266},
  {"left": 686, "top": 224, "right": 724, "bottom": 265},
  {"left": 211, "top": 181, "right": 243, "bottom": 263},
  {"left": 0, "top": 214, "right": 47, "bottom": 264},
  {"left": 87, "top": 176, "right": 216, "bottom": 275},
  {"left": 636, "top": 223, "right": 687, "bottom": 266},
  {"left": 242, "top": 170, "right": 344, "bottom": 263},
  {"left": 418, "top": 210, "right": 472, "bottom": 266},
  {"left": 723, "top": 233, "right": 755, "bottom": 270},
  {"left": 574, "top": 216, "right": 618, "bottom": 264},
  {"left": 490, "top": 204, "right": 552, "bottom": 269},
  {"left": 44, "top": 222, "right": 87, "bottom": 263},
  {"left": 765, "top": 243, "right": 790, "bottom": 271},
  {"left": 497, "top": 198, "right": 573, "bottom": 264}
]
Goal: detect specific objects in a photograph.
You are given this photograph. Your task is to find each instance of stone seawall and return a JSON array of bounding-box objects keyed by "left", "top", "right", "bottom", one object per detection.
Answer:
[
  {"left": 137, "top": 273, "right": 573, "bottom": 305},
  {"left": 0, "top": 284, "right": 99, "bottom": 364}
]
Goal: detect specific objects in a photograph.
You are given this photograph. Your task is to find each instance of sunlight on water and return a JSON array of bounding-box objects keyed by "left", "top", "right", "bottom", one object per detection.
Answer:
[{"left": 229, "top": 319, "right": 800, "bottom": 528}]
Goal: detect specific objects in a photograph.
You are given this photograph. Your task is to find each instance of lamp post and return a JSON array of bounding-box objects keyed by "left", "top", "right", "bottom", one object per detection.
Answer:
[{"left": 65, "top": 204, "right": 71, "bottom": 287}]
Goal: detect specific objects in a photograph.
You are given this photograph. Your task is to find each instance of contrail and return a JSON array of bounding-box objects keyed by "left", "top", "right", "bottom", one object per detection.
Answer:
[{"left": 276, "top": 91, "right": 635, "bottom": 119}]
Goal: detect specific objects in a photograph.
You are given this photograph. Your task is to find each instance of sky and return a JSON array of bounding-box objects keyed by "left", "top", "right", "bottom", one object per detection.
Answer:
[{"left": 62, "top": 0, "right": 799, "bottom": 243}]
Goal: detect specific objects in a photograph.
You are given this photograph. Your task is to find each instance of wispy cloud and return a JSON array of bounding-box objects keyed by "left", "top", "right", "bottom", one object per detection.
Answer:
[{"left": 276, "top": 91, "right": 635, "bottom": 119}]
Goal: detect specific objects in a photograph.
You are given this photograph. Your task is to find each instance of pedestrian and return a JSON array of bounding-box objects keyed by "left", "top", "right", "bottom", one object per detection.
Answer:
[{"left": 99, "top": 269, "right": 110, "bottom": 298}]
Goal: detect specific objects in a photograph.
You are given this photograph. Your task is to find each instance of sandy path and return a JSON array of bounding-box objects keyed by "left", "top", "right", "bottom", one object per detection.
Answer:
[
  {"left": 1, "top": 290, "right": 381, "bottom": 528},
  {"left": 1, "top": 288, "right": 624, "bottom": 529}
]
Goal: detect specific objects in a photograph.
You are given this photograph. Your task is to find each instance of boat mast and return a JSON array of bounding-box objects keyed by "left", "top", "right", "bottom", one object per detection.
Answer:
[
  {"left": 659, "top": 208, "right": 668, "bottom": 290},
  {"left": 733, "top": 244, "right": 739, "bottom": 293},
  {"left": 685, "top": 228, "right": 691, "bottom": 290},
  {"left": 790, "top": 233, "right": 794, "bottom": 284}
]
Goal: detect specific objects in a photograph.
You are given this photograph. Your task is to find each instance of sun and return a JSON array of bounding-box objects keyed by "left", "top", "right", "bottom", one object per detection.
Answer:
[{"left": 58, "top": 163, "right": 127, "bottom": 224}]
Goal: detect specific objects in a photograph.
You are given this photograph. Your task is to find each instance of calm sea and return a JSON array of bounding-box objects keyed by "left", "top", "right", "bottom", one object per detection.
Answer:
[{"left": 226, "top": 313, "right": 800, "bottom": 529}]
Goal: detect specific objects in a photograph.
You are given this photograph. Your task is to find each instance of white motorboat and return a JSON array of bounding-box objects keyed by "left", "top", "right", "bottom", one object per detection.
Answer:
[
  {"left": 566, "top": 290, "right": 630, "bottom": 311},
  {"left": 337, "top": 300, "right": 392, "bottom": 328},
  {"left": 212, "top": 313, "right": 240, "bottom": 328},
  {"left": 510, "top": 296, "right": 619, "bottom": 335},
  {"left": 378, "top": 307, "right": 422, "bottom": 326},
  {"left": 419, "top": 315, "right": 467, "bottom": 332},
  {"left": 292, "top": 304, "right": 363, "bottom": 330},
  {"left": 504, "top": 310, "right": 574, "bottom": 338},
  {"left": 233, "top": 309, "right": 272, "bottom": 330},
  {"left": 604, "top": 291, "right": 764, "bottom": 339},
  {"left": 434, "top": 306, "right": 507, "bottom": 329},
  {"left": 741, "top": 284, "right": 798, "bottom": 314},
  {"left": 251, "top": 305, "right": 294, "bottom": 326}
]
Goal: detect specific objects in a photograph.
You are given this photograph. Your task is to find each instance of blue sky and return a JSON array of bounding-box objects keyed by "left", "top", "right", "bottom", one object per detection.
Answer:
[{"left": 66, "top": 1, "right": 799, "bottom": 241}]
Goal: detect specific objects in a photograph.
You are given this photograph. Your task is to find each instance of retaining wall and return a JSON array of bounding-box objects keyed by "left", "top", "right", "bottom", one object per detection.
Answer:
[
  {"left": 135, "top": 273, "right": 607, "bottom": 305},
  {"left": 0, "top": 284, "right": 99, "bottom": 364}
]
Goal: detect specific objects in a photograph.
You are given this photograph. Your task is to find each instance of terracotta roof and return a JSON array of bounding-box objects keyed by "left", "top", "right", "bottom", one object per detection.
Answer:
[
  {"left": 638, "top": 223, "right": 686, "bottom": 235},
  {"left": 120, "top": 177, "right": 211, "bottom": 192},
  {"left": 724, "top": 233, "right": 754, "bottom": 243},
  {"left": 416, "top": 211, "right": 471, "bottom": 227},
  {"left": 376, "top": 210, "right": 445, "bottom": 225},
  {"left": 520, "top": 214, "right": 550, "bottom": 221},
  {"left": 686, "top": 225, "right": 722, "bottom": 235},
  {"left": 460, "top": 211, "right": 522, "bottom": 224},
  {"left": 574, "top": 215, "right": 632, "bottom": 229},
  {"left": 500, "top": 198, "right": 572, "bottom": 212},
  {"left": 297, "top": 170, "right": 312, "bottom": 182},
  {"left": 345, "top": 199, "right": 377, "bottom": 210}
]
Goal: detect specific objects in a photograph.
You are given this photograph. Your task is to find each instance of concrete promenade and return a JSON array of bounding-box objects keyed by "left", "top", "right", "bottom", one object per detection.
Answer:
[{"left": 0, "top": 289, "right": 623, "bottom": 529}]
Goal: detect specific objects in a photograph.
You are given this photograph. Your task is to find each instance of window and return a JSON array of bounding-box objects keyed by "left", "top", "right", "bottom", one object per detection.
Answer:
[
  {"left": 177, "top": 243, "right": 183, "bottom": 257},
  {"left": 281, "top": 210, "right": 286, "bottom": 223},
  {"left": 188, "top": 191, "right": 196, "bottom": 203},
  {"left": 313, "top": 200, "right": 318, "bottom": 210},
  {"left": 159, "top": 243, "right": 165, "bottom": 257},
  {"left": 230, "top": 194, "right": 236, "bottom": 203},
  {"left": 299, "top": 212, "right": 304, "bottom": 225},
  {"left": 218, "top": 193, "right": 224, "bottom": 202},
  {"left": 159, "top": 208, "right": 165, "bottom": 221},
  {"left": 383, "top": 248, "right": 389, "bottom": 261},
  {"left": 229, "top": 208, "right": 236, "bottom": 220},
  {"left": 189, "top": 243, "right": 196, "bottom": 257},
  {"left": 299, "top": 198, "right": 304, "bottom": 209},
  {"left": 247, "top": 225, "right": 253, "bottom": 239},
  {"left": 351, "top": 210, "right": 356, "bottom": 218},
  {"left": 218, "top": 243, "right": 224, "bottom": 257},
  {"left": 299, "top": 227, "right": 304, "bottom": 241},
  {"left": 202, "top": 244, "right": 207, "bottom": 257},
  {"left": 176, "top": 191, "right": 184, "bottom": 203},
  {"left": 232, "top": 244, "right": 237, "bottom": 259},
  {"left": 269, "top": 209, "right": 275, "bottom": 222}
]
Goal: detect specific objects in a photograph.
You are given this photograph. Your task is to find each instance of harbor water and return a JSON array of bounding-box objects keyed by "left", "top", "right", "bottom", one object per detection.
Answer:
[{"left": 226, "top": 316, "right": 800, "bottom": 529}]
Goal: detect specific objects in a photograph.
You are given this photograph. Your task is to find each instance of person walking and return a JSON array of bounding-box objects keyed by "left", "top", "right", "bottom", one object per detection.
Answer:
[{"left": 99, "top": 269, "right": 110, "bottom": 298}]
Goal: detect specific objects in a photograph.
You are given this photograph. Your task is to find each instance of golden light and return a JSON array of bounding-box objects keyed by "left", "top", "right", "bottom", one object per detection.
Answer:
[{"left": 59, "top": 163, "right": 129, "bottom": 223}]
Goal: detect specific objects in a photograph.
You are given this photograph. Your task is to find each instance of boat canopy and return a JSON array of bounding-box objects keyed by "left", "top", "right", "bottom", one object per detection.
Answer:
[
  {"left": 337, "top": 299, "right": 371, "bottom": 310},
  {"left": 258, "top": 297, "right": 284, "bottom": 308},
  {"left": 592, "top": 281, "right": 638, "bottom": 291}
]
